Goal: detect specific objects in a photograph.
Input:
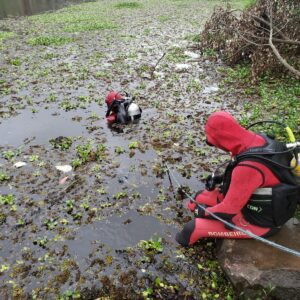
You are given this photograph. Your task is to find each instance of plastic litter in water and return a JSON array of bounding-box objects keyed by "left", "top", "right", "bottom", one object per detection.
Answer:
[
  {"left": 13, "top": 161, "right": 27, "bottom": 168},
  {"left": 55, "top": 165, "right": 72, "bottom": 173},
  {"left": 184, "top": 51, "right": 200, "bottom": 59},
  {"left": 59, "top": 176, "right": 69, "bottom": 185},
  {"left": 175, "top": 63, "right": 191, "bottom": 72}
]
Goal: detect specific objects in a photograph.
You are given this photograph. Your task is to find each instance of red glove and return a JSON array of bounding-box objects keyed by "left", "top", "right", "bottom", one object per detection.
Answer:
[
  {"left": 187, "top": 189, "right": 222, "bottom": 212},
  {"left": 106, "top": 113, "right": 117, "bottom": 124}
]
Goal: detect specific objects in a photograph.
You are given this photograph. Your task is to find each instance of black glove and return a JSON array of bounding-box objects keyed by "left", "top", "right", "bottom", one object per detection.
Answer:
[
  {"left": 194, "top": 204, "right": 207, "bottom": 218},
  {"left": 205, "top": 174, "right": 223, "bottom": 191}
]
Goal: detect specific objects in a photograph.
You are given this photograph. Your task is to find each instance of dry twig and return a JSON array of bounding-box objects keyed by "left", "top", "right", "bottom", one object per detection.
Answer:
[{"left": 268, "top": 9, "right": 300, "bottom": 77}]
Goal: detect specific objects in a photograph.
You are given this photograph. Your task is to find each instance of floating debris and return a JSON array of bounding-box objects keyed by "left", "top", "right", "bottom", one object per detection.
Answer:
[
  {"left": 59, "top": 176, "right": 69, "bottom": 185},
  {"left": 55, "top": 165, "right": 72, "bottom": 173},
  {"left": 184, "top": 51, "right": 200, "bottom": 59},
  {"left": 13, "top": 161, "right": 27, "bottom": 168},
  {"left": 202, "top": 84, "right": 219, "bottom": 94},
  {"left": 175, "top": 63, "right": 191, "bottom": 72}
]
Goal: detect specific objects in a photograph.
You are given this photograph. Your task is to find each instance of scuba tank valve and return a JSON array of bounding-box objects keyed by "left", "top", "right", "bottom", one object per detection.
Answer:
[
  {"left": 285, "top": 126, "right": 296, "bottom": 143},
  {"left": 286, "top": 141, "right": 300, "bottom": 149},
  {"left": 287, "top": 141, "right": 300, "bottom": 185},
  {"left": 290, "top": 157, "right": 300, "bottom": 184},
  {"left": 284, "top": 129, "right": 300, "bottom": 185}
]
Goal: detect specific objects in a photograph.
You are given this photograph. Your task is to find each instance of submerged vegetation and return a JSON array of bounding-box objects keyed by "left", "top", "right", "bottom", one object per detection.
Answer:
[
  {"left": 114, "top": 2, "right": 142, "bottom": 9},
  {"left": 0, "top": 31, "right": 14, "bottom": 44},
  {"left": 28, "top": 36, "right": 74, "bottom": 46},
  {"left": 64, "top": 21, "right": 117, "bottom": 33}
]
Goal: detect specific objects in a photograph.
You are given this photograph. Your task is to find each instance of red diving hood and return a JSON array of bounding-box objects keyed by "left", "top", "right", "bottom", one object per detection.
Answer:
[
  {"left": 205, "top": 111, "right": 265, "bottom": 155},
  {"left": 105, "top": 91, "right": 123, "bottom": 106}
]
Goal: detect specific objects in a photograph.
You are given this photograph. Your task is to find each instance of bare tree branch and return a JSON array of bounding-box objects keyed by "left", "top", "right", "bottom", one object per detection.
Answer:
[
  {"left": 200, "top": 1, "right": 300, "bottom": 78},
  {"left": 250, "top": 15, "right": 289, "bottom": 40},
  {"left": 268, "top": 11, "right": 300, "bottom": 78},
  {"left": 235, "top": 27, "right": 268, "bottom": 46},
  {"left": 233, "top": 10, "right": 289, "bottom": 40},
  {"left": 238, "top": 32, "right": 268, "bottom": 46},
  {"left": 232, "top": 9, "right": 297, "bottom": 44},
  {"left": 244, "top": 31, "right": 300, "bottom": 46}
]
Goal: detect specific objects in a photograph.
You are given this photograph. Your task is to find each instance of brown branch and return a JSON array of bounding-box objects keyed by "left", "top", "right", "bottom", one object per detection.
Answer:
[
  {"left": 251, "top": 14, "right": 289, "bottom": 41},
  {"left": 269, "top": 20, "right": 300, "bottom": 78},
  {"left": 263, "top": 37, "right": 300, "bottom": 46},
  {"left": 236, "top": 28, "right": 268, "bottom": 46},
  {"left": 244, "top": 31, "right": 300, "bottom": 46},
  {"left": 239, "top": 35, "right": 266, "bottom": 46},
  {"left": 154, "top": 52, "right": 166, "bottom": 69},
  {"left": 149, "top": 52, "right": 166, "bottom": 80},
  {"left": 233, "top": 9, "right": 290, "bottom": 41}
]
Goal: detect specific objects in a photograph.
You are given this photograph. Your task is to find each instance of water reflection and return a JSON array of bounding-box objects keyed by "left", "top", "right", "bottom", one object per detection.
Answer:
[{"left": 0, "top": 0, "right": 94, "bottom": 19}]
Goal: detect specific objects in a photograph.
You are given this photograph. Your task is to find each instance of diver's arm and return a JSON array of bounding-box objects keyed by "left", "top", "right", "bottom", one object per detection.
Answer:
[{"left": 204, "top": 165, "right": 264, "bottom": 218}]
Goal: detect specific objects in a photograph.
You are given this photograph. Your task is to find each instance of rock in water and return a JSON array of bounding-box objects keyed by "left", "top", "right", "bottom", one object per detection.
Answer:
[{"left": 217, "top": 219, "right": 300, "bottom": 299}]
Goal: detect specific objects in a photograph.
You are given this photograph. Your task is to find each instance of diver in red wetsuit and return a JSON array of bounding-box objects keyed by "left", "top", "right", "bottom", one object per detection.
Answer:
[
  {"left": 176, "top": 111, "right": 299, "bottom": 246},
  {"left": 105, "top": 91, "right": 142, "bottom": 124},
  {"left": 105, "top": 91, "right": 124, "bottom": 124}
]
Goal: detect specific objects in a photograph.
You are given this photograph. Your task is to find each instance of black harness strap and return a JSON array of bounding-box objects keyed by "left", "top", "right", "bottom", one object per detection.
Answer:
[{"left": 106, "top": 99, "right": 123, "bottom": 117}]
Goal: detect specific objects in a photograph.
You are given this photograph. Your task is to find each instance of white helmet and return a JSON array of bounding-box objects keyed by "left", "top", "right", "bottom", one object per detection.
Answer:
[{"left": 127, "top": 103, "right": 142, "bottom": 121}]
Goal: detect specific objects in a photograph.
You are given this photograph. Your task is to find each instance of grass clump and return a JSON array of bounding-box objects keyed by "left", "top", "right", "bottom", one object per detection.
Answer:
[
  {"left": 128, "top": 141, "right": 140, "bottom": 150},
  {"left": 0, "top": 172, "right": 10, "bottom": 182},
  {"left": 242, "top": 0, "right": 257, "bottom": 9},
  {"left": 2, "top": 150, "right": 18, "bottom": 161},
  {"left": 71, "top": 141, "right": 107, "bottom": 169},
  {"left": 223, "top": 64, "right": 300, "bottom": 138},
  {"left": 256, "top": 78, "right": 300, "bottom": 134},
  {"left": 184, "top": 33, "right": 201, "bottom": 43},
  {"left": 58, "top": 290, "right": 81, "bottom": 300},
  {"left": 157, "top": 15, "right": 171, "bottom": 23},
  {"left": 50, "top": 137, "right": 73, "bottom": 151},
  {"left": 165, "top": 46, "right": 187, "bottom": 63},
  {"left": 10, "top": 58, "right": 21, "bottom": 66},
  {"left": 0, "top": 194, "right": 15, "bottom": 206},
  {"left": 0, "top": 31, "right": 14, "bottom": 43},
  {"left": 115, "top": 2, "right": 142, "bottom": 9},
  {"left": 64, "top": 21, "right": 116, "bottom": 33},
  {"left": 113, "top": 191, "right": 128, "bottom": 200},
  {"left": 139, "top": 237, "right": 163, "bottom": 254},
  {"left": 28, "top": 36, "right": 74, "bottom": 46}
]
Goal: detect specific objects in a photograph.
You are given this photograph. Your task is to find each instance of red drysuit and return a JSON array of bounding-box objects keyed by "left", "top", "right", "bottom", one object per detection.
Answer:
[
  {"left": 176, "top": 111, "right": 280, "bottom": 246},
  {"left": 105, "top": 91, "right": 123, "bottom": 124}
]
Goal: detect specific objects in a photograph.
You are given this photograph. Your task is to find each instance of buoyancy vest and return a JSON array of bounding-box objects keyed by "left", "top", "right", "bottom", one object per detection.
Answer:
[
  {"left": 106, "top": 99, "right": 131, "bottom": 124},
  {"left": 221, "top": 134, "right": 300, "bottom": 228}
]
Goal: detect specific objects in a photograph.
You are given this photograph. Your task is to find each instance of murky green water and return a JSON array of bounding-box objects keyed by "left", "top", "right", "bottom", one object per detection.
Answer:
[{"left": 0, "top": 0, "right": 95, "bottom": 19}]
